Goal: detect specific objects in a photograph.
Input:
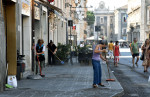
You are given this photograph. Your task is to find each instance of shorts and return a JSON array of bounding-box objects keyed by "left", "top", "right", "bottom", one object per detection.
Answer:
[
  {"left": 114, "top": 56, "right": 119, "bottom": 63},
  {"left": 108, "top": 50, "right": 113, "bottom": 56},
  {"left": 132, "top": 53, "right": 139, "bottom": 58}
]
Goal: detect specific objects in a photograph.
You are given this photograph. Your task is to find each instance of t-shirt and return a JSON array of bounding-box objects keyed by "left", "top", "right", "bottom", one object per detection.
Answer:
[
  {"left": 108, "top": 43, "right": 114, "bottom": 50},
  {"left": 131, "top": 42, "right": 139, "bottom": 54},
  {"left": 48, "top": 43, "right": 57, "bottom": 53}
]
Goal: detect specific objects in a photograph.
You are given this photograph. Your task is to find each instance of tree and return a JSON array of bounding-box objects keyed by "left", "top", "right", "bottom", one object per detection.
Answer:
[{"left": 86, "top": 11, "right": 95, "bottom": 25}]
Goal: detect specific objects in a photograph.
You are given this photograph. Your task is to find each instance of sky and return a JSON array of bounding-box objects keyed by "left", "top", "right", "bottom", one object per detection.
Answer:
[{"left": 87, "top": 0, "right": 128, "bottom": 11}]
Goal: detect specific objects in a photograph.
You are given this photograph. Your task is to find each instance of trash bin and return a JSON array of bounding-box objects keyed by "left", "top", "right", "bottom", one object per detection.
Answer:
[{"left": 16, "top": 55, "right": 26, "bottom": 80}]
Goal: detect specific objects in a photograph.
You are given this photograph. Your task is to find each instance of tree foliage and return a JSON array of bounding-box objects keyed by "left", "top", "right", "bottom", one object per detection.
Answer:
[{"left": 86, "top": 11, "right": 95, "bottom": 25}]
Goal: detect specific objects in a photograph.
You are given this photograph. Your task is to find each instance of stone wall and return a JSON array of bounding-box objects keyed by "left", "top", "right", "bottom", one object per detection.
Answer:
[{"left": 0, "top": 1, "right": 6, "bottom": 91}]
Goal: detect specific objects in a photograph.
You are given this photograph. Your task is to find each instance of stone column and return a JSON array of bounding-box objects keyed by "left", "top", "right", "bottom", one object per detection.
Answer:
[{"left": 0, "top": 0, "right": 6, "bottom": 92}]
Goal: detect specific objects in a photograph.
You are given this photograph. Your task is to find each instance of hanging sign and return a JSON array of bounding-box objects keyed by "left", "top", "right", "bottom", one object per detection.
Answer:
[
  {"left": 22, "top": 0, "right": 30, "bottom": 16},
  {"left": 34, "top": 6, "right": 40, "bottom": 20}
]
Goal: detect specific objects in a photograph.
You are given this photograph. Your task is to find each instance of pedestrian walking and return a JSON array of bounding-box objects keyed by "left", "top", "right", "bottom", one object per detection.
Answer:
[
  {"left": 92, "top": 41, "right": 107, "bottom": 88},
  {"left": 142, "top": 39, "right": 150, "bottom": 72},
  {"left": 47, "top": 40, "right": 57, "bottom": 66},
  {"left": 131, "top": 38, "right": 139, "bottom": 68},
  {"left": 108, "top": 41, "right": 114, "bottom": 59},
  {"left": 113, "top": 41, "right": 120, "bottom": 67},
  {"left": 35, "top": 39, "right": 45, "bottom": 75}
]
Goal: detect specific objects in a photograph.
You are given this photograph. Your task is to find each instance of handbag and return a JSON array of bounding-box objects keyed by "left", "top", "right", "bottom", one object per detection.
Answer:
[
  {"left": 140, "top": 53, "right": 144, "bottom": 61},
  {"left": 142, "top": 59, "right": 147, "bottom": 66}
]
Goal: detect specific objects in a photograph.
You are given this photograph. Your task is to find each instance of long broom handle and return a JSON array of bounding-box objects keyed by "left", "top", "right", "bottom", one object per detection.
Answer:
[
  {"left": 106, "top": 62, "right": 111, "bottom": 79},
  {"left": 47, "top": 47, "right": 62, "bottom": 62}
]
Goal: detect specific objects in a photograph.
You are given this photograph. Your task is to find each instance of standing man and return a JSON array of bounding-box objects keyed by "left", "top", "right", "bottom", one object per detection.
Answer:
[
  {"left": 131, "top": 38, "right": 139, "bottom": 68},
  {"left": 47, "top": 40, "right": 57, "bottom": 66}
]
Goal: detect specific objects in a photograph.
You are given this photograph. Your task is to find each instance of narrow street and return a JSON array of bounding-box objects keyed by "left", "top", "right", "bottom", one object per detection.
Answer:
[{"left": 109, "top": 48, "right": 150, "bottom": 97}]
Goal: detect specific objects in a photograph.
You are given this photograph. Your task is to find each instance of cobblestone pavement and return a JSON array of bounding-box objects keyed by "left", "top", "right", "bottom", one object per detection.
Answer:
[
  {"left": 0, "top": 63, "right": 123, "bottom": 97},
  {"left": 109, "top": 48, "right": 150, "bottom": 97}
]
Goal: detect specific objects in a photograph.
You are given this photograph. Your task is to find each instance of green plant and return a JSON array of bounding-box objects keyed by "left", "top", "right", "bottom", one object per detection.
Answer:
[
  {"left": 77, "top": 45, "right": 89, "bottom": 54},
  {"left": 56, "top": 43, "right": 70, "bottom": 61}
]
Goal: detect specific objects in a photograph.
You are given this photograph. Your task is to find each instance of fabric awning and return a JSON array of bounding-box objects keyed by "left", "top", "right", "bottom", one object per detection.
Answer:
[{"left": 37, "top": 0, "right": 63, "bottom": 14}]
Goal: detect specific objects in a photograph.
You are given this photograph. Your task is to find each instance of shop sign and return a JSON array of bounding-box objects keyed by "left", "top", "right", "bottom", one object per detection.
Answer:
[
  {"left": 34, "top": 6, "right": 40, "bottom": 20},
  {"left": 22, "top": 0, "right": 30, "bottom": 16}
]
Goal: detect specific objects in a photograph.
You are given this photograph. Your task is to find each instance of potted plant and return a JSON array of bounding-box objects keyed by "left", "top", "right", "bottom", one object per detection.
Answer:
[{"left": 56, "top": 43, "right": 70, "bottom": 64}]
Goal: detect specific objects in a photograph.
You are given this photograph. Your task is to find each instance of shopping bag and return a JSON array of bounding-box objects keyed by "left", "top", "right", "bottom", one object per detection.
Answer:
[{"left": 8, "top": 75, "right": 17, "bottom": 88}]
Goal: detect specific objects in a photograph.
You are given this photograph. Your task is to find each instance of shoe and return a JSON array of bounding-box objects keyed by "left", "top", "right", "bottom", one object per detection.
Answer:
[
  {"left": 98, "top": 83, "right": 105, "bottom": 87},
  {"left": 144, "top": 70, "right": 147, "bottom": 72},
  {"left": 93, "top": 84, "right": 98, "bottom": 88},
  {"left": 135, "top": 63, "right": 138, "bottom": 67}
]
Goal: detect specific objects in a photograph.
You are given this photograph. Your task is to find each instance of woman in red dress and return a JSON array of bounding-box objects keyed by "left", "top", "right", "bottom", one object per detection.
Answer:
[{"left": 114, "top": 41, "right": 120, "bottom": 67}]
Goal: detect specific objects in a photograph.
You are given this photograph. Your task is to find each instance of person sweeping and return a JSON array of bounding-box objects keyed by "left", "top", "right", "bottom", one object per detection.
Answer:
[
  {"left": 92, "top": 42, "right": 107, "bottom": 88},
  {"left": 35, "top": 39, "right": 45, "bottom": 75}
]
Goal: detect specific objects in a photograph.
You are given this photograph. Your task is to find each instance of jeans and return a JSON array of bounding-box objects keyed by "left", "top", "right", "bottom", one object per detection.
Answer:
[{"left": 92, "top": 59, "right": 102, "bottom": 85}]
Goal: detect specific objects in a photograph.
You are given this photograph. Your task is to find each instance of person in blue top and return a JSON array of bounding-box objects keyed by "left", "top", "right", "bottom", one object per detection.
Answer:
[{"left": 35, "top": 39, "right": 45, "bottom": 75}]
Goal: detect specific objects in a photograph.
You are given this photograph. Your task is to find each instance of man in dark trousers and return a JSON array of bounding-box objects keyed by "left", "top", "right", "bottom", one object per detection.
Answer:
[{"left": 47, "top": 40, "right": 57, "bottom": 66}]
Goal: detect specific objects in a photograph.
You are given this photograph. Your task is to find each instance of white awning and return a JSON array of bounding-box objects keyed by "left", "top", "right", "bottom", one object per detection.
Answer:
[{"left": 86, "top": 36, "right": 102, "bottom": 40}]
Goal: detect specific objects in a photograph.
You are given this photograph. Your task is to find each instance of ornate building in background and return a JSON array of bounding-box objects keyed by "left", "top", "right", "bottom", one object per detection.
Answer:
[{"left": 94, "top": 1, "right": 115, "bottom": 42}]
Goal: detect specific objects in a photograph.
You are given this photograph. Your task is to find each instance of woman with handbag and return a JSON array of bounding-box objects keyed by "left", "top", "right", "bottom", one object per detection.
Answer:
[{"left": 142, "top": 39, "right": 150, "bottom": 72}]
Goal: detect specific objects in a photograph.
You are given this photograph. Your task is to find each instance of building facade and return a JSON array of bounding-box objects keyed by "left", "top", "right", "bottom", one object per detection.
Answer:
[
  {"left": 114, "top": 5, "right": 128, "bottom": 40},
  {"left": 94, "top": 1, "right": 115, "bottom": 42}
]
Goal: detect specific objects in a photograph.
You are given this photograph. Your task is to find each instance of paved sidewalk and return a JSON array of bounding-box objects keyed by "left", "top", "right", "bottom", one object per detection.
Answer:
[{"left": 0, "top": 62, "right": 123, "bottom": 97}]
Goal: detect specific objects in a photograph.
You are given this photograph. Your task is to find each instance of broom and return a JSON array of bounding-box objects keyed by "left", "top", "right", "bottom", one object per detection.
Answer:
[
  {"left": 47, "top": 47, "right": 64, "bottom": 64},
  {"left": 106, "top": 61, "right": 115, "bottom": 81}
]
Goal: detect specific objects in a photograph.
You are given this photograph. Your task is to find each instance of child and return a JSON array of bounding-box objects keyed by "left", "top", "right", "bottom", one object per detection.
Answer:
[{"left": 114, "top": 41, "right": 120, "bottom": 67}]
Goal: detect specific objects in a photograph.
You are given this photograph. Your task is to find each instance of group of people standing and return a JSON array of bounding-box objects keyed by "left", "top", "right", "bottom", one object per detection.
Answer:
[{"left": 33, "top": 39, "right": 57, "bottom": 75}]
